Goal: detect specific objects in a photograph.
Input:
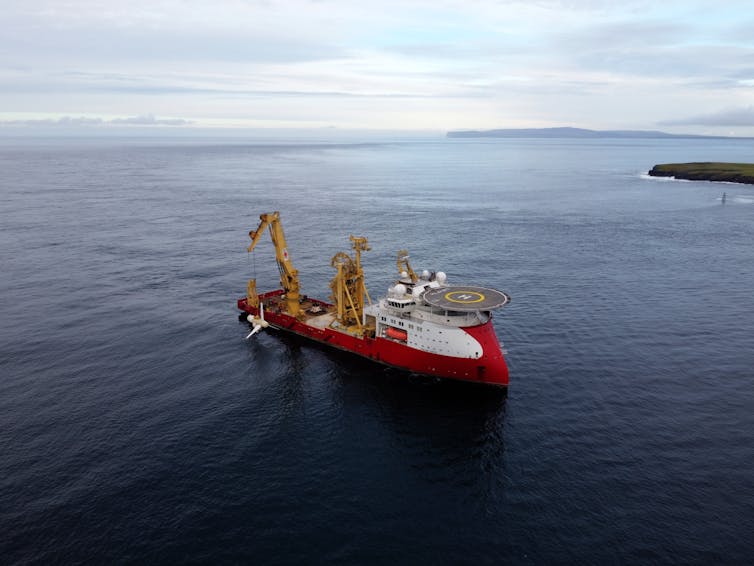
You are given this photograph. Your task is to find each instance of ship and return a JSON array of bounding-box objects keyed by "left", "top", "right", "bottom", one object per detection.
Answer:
[{"left": 238, "top": 212, "right": 511, "bottom": 386}]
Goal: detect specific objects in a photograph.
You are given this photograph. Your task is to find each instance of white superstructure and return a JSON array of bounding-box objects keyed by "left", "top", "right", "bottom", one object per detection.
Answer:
[{"left": 363, "top": 270, "right": 508, "bottom": 360}]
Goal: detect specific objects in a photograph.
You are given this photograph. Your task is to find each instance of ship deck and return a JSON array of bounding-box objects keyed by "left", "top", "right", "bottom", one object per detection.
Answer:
[
  {"left": 244, "top": 290, "right": 372, "bottom": 337},
  {"left": 307, "top": 312, "right": 336, "bottom": 329}
]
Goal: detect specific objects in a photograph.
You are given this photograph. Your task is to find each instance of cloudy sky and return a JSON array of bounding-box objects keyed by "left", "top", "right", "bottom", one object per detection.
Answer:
[{"left": 2, "top": 0, "right": 754, "bottom": 134}]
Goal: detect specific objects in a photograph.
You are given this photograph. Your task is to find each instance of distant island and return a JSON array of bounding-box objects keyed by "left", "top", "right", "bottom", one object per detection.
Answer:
[
  {"left": 648, "top": 163, "right": 754, "bottom": 185},
  {"left": 447, "top": 127, "right": 742, "bottom": 140}
]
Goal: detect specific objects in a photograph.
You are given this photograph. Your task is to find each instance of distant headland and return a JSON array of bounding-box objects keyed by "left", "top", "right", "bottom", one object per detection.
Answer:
[
  {"left": 446, "top": 127, "right": 745, "bottom": 140},
  {"left": 648, "top": 163, "right": 754, "bottom": 185}
]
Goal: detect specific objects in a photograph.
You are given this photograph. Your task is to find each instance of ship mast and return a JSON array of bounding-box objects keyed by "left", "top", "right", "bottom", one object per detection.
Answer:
[{"left": 247, "top": 211, "right": 301, "bottom": 317}]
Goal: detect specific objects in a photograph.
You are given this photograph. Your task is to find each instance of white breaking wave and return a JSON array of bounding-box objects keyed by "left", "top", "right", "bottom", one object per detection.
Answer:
[
  {"left": 639, "top": 171, "right": 753, "bottom": 186},
  {"left": 638, "top": 172, "right": 691, "bottom": 182}
]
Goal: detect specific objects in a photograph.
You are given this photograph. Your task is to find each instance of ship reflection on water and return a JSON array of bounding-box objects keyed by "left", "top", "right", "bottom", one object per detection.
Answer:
[{"left": 271, "top": 328, "right": 506, "bottom": 461}]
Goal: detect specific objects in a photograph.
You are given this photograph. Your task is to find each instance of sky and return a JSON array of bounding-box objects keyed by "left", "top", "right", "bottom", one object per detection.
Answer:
[{"left": 1, "top": 0, "right": 754, "bottom": 135}]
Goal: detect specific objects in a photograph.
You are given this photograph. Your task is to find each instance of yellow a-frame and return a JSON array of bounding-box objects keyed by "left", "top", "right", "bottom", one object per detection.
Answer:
[{"left": 329, "top": 235, "right": 372, "bottom": 334}]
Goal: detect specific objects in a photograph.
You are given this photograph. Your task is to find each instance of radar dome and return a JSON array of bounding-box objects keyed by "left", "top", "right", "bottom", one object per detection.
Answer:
[
  {"left": 436, "top": 271, "right": 447, "bottom": 284},
  {"left": 421, "top": 270, "right": 430, "bottom": 279},
  {"left": 400, "top": 271, "right": 408, "bottom": 279},
  {"left": 394, "top": 283, "right": 407, "bottom": 296}
]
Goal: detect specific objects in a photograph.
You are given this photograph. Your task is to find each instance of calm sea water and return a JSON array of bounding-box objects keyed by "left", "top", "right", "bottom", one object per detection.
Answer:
[{"left": 1, "top": 134, "right": 753, "bottom": 564}]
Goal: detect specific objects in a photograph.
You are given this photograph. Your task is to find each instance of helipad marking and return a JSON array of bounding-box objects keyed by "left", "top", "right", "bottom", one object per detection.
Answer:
[{"left": 444, "top": 290, "right": 485, "bottom": 304}]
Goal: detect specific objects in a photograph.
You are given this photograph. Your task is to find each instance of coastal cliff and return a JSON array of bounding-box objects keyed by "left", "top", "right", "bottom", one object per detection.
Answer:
[{"left": 648, "top": 163, "right": 754, "bottom": 185}]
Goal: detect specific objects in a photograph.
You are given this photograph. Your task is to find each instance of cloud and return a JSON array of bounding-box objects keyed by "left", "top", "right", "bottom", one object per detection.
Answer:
[
  {"left": 1, "top": 116, "right": 104, "bottom": 126},
  {"left": 0, "top": 114, "right": 192, "bottom": 127},
  {"left": 109, "top": 113, "right": 192, "bottom": 125},
  {"left": 2, "top": 1, "right": 754, "bottom": 131},
  {"left": 658, "top": 106, "right": 754, "bottom": 127},
  {"left": 1, "top": 3, "right": 350, "bottom": 66},
  {"left": 0, "top": 116, "right": 105, "bottom": 127}
]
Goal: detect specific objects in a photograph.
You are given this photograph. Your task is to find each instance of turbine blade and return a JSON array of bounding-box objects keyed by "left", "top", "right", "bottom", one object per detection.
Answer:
[{"left": 245, "top": 324, "right": 263, "bottom": 339}]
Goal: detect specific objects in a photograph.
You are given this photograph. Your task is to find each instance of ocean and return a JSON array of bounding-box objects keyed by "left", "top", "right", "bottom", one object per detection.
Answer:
[{"left": 1, "top": 134, "right": 753, "bottom": 564}]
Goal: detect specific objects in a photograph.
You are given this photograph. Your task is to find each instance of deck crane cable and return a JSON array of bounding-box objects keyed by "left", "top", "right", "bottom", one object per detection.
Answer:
[{"left": 245, "top": 244, "right": 266, "bottom": 340}]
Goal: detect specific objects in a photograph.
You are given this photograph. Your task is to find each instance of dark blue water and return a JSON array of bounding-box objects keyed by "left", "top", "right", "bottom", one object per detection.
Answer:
[{"left": 1, "top": 135, "right": 753, "bottom": 564}]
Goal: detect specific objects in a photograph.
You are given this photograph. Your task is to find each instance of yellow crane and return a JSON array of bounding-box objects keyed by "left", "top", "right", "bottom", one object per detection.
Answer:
[
  {"left": 396, "top": 249, "right": 418, "bottom": 282},
  {"left": 246, "top": 211, "right": 301, "bottom": 317}
]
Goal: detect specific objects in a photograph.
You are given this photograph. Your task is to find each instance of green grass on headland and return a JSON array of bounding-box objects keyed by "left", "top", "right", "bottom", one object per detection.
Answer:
[{"left": 648, "top": 162, "right": 754, "bottom": 185}]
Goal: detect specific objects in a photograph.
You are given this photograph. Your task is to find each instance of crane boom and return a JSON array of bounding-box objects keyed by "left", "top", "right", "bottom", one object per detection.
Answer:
[
  {"left": 396, "top": 249, "right": 418, "bottom": 283},
  {"left": 247, "top": 211, "right": 301, "bottom": 317}
]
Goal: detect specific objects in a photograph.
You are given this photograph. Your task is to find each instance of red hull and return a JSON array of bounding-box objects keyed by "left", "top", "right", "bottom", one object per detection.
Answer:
[{"left": 239, "top": 291, "right": 508, "bottom": 387}]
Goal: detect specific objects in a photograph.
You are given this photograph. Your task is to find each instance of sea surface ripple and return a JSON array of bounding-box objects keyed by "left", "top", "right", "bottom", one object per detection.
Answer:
[{"left": 1, "top": 136, "right": 753, "bottom": 564}]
